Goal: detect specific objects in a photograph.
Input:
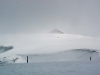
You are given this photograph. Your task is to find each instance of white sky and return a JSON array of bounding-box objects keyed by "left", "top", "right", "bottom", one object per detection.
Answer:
[{"left": 0, "top": 0, "right": 100, "bottom": 36}]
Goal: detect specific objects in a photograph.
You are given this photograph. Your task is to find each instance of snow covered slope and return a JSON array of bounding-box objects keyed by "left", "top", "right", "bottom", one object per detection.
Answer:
[
  {"left": 0, "top": 61, "right": 100, "bottom": 75},
  {"left": 0, "top": 49, "right": 100, "bottom": 63},
  {"left": 18, "top": 49, "right": 99, "bottom": 63},
  {"left": 0, "top": 33, "right": 100, "bottom": 56},
  {"left": 0, "top": 33, "right": 100, "bottom": 63}
]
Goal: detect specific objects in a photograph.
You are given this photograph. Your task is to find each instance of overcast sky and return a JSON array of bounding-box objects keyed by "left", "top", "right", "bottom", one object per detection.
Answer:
[{"left": 0, "top": 0, "right": 100, "bottom": 36}]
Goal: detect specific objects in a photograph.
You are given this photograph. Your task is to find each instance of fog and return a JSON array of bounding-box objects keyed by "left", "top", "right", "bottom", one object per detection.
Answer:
[
  {"left": 0, "top": 0, "right": 100, "bottom": 56},
  {"left": 0, "top": 0, "right": 100, "bottom": 36},
  {"left": 0, "top": 33, "right": 100, "bottom": 57}
]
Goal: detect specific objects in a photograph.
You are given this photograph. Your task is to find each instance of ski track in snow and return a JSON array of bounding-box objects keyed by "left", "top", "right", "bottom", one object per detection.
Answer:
[{"left": 0, "top": 61, "right": 100, "bottom": 75}]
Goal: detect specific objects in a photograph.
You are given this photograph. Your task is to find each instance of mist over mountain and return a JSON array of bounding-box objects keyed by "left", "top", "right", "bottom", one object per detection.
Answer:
[
  {"left": 0, "top": 1, "right": 100, "bottom": 75},
  {"left": 0, "top": 29, "right": 100, "bottom": 63},
  {"left": 0, "top": 0, "right": 100, "bottom": 36},
  {"left": 49, "top": 29, "right": 64, "bottom": 34}
]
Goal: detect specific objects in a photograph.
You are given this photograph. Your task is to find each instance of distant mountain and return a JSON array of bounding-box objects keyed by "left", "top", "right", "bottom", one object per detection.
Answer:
[{"left": 49, "top": 29, "right": 64, "bottom": 34}]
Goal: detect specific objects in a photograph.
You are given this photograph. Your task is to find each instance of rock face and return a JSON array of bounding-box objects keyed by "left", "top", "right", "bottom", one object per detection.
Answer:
[
  {"left": 49, "top": 29, "right": 64, "bottom": 34},
  {"left": 0, "top": 46, "right": 13, "bottom": 54}
]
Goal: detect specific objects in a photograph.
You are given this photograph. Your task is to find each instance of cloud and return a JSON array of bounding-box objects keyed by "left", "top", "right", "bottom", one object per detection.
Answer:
[{"left": 0, "top": 0, "right": 100, "bottom": 36}]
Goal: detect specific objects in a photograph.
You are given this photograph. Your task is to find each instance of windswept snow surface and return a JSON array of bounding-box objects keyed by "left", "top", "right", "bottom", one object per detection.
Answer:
[
  {"left": 0, "top": 34, "right": 100, "bottom": 75},
  {"left": 0, "top": 49, "right": 100, "bottom": 63},
  {"left": 0, "top": 33, "right": 100, "bottom": 56},
  {"left": 0, "top": 33, "right": 100, "bottom": 63},
  {"left": 16, "top": 49, "right": 100, "bottom": 63},
  {"left": 0, "top": 61, "right": 100, "bottom": 75}
]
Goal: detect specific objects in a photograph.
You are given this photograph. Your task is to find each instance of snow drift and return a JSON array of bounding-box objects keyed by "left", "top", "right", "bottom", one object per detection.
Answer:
[
  {"left": 0, "top": 33, "right": 99, "bottom": 56},
  {"left": 16, "top": 49, "right": 99, "bottom": 63},
  {"left": 0, "top": 49, "right": 100, "bottom": 63},
  {"left": 0, "top": 31, "right": 100, "bottom": 63}
]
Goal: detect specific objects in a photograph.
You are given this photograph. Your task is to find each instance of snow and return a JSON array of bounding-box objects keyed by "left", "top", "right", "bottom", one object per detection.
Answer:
[
  {"left": 0, "top": 33, "right": 100, "bottom": 57},
  {"left": 0, "top": 33, "right": 100, "bottom": 74},
  {"left": 0, "top": 61, "right": 100, "bottom": 75},
  {"left": 0, "top": 33, "right": 100, "bottom": 63},
  {"left": 0, "top": 49, "right": 99, "bottom": 63},
  {"left": 16, "top": 49, "right": 99, "bottom": 63}
]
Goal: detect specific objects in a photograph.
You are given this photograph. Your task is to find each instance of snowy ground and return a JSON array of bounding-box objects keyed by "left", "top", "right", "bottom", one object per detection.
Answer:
[
  {"left": 0, "top": 33, "right": 100, "bottom": 57},
  {"left": 0, "top": 33, "right": 100, "bottom": 75},
  {"left": 0, "top": 49, "right": 99, "bottom": 63},
  {"left": 0, "top": 61, "right": 100, "bottom": 75}
]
